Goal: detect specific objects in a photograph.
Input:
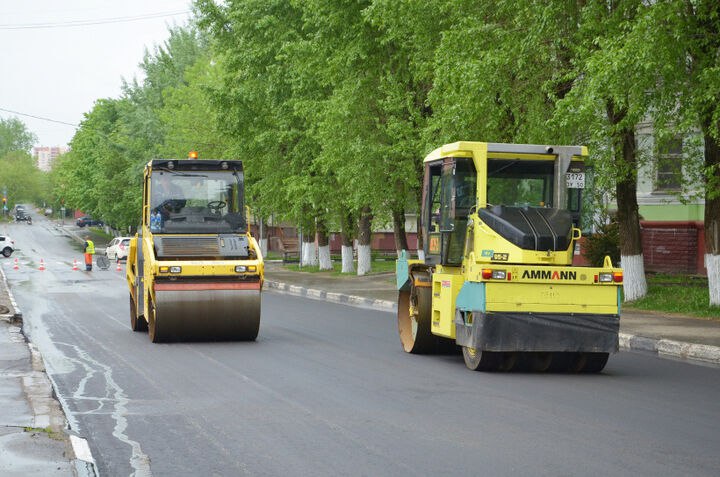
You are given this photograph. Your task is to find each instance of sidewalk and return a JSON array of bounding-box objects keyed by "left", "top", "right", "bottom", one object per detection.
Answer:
[{"left": 263, "top": 262, "right": 720, "bottom": 366}]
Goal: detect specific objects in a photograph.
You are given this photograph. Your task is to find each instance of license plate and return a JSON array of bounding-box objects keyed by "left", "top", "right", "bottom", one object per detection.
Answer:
[{"left": 566, "top": 172, "right": 585, "bottom": 188}]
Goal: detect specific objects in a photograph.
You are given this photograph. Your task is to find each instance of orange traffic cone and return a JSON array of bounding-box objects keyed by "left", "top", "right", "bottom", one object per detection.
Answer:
[
  {"left": 13, "top": 258, "right": 19, "bottom": 270},
  {"left": 116, "top": 261, "right": 122, "bottom": 272},
  {"left": 38, "top": 259, "right": 45, "bottom": 271},
  {"left": 72, "top": 259, "right": 79, "bottom": 271}
]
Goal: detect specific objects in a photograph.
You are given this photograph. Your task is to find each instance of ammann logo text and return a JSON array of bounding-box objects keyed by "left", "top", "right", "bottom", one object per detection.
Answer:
[{"left": 521, "top": 270, "right": 577, "bottom": 280}]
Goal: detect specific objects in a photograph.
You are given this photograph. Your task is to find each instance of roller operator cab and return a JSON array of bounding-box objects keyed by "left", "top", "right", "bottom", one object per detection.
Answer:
[
  {"left": 396, "top": 142, "right": 622, "bottom": 372},
  {"left": 127, "top": 156, "right": 264, "bottom": 343}
]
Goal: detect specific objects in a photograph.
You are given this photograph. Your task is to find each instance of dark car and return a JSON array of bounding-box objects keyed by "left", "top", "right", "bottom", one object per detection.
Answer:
[{"left": 76, "top": 216, "right": 104, "bottom": 227}]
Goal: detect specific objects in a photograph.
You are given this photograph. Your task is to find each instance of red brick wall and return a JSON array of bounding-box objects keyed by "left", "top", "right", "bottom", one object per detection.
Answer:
[{"left": 641, "top": 221, "right": 706, "bottom": 275}]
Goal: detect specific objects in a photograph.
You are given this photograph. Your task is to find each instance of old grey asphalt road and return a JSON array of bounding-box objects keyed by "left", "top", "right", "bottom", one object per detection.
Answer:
[{"left": 3, "top": 215, "right": 720, "bottom": 476}]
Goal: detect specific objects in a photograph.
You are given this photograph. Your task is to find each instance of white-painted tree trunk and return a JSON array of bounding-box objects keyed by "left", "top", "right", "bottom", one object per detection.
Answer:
[
  {"left": 620, "top": 254, "right": 647, "bottom": 302},
  {"left": 318, "top": 245, "right": 332, "bottom": 270},
  {"left": 259, "top": 238, "right": 268, "bottom": 258},
  {"left": 706, "top": 254, "right": 720, "bottom": 306},
  {"left": 341, "top": 245, "right": 355, "bottom": 273},
  {"left": 417, "top": 249, "right": 425, "bottom": 262},
  {"left": 309, "top": 242, "right": 318, "bottom": 266},
  {"left": 357, "top": 244, "right": 371, "bottom": 276},
  {"left": 302, "top": 242, "right": 317, "bottom": 267}
]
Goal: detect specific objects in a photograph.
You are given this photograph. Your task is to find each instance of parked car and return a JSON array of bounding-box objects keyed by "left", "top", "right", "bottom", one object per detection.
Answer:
[
  {"left": 105, "top": 237, "right": 132, "bottom": 261},
  {"left": 76, "top": 216, "right": 103, "bottom": 227},
  {"left": 0, "top": 235, "right": 15, "bottom": 257},
  {"left": 44, "top": 208, "right": 53, "bottom": 216}
]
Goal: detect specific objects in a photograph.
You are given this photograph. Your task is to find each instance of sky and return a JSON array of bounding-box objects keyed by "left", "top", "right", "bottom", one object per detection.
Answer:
[{"left": 0, "top": 0, "right": 193, "bottom": 148}]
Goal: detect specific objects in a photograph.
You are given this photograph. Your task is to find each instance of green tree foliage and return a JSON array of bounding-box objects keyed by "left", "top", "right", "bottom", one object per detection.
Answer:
[
  {"left": 0, "top": 151, "right": 46, "bottom": 206},
  {"left": 196, "top": 0, "right": 318, "bottom": 226},
  {"left": 195, "top": 0, "right": 442, "bottom": 254},
  {"left": 158, "top": 55, "right": 226, "bottom": 158},
  {"left": 583, "top": 221, "right": 621, "bottom": 268},
  {"left": 59, "top": 98, "right": 144, "bottom": 228},
  {"left": 0, "top": 117, "right": 36, "bottom": 156},
  {"left": 0, "top": 118, "right": 46, "bottom": 208}
]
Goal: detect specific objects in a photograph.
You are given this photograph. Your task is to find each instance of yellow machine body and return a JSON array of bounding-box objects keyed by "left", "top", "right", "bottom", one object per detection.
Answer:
[
  {"left": 397, "top": 142, "right": 622, "bottom": 372},
  {"left": 127, "top": 158, "right": 264, "bottom": 342}
]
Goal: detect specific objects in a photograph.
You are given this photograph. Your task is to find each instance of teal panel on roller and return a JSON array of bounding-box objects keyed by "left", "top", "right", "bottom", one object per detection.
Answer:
[
  {"left": 396, "top": 249, "right": 410, "bottom": 290},
  {"left": 456, "top": 281, "right": 486, "bottom": 312}
]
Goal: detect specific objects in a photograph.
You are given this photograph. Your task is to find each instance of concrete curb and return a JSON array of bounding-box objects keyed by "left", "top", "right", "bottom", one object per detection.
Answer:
[
  {"left": 0, "top": 265, "right": 22, "bottom": 321},
  {"left": 619, "top": 333, "right": 720, "bottom": 365},
  {"left": 265, "top": 280, "right": 397, "bottom": 312},
  {"left": 265, "top": 280, "right": 720, "bottom": 367}
]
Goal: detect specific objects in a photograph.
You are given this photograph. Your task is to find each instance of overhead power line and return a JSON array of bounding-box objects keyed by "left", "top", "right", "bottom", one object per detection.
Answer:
[
  {"left": 0, "top": 107, "right": 78, "bottom": 127},
  {"left": 0, "top": 9, "right": 190, "bottom": 30}
]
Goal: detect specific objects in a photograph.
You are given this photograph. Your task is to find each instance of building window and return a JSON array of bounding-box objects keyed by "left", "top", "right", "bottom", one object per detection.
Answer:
[{"left": 655, "top": 136, "right": 682, "bottom": 191}]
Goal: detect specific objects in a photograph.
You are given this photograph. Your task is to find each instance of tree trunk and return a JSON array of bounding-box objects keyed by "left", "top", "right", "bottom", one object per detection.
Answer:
[
  {"left": 392, "top": 207, "right": 409, "bottom": 257},
  {"left": 317, "top": 221, "right": 332, "bottom": 271},
  {"left": 415, "top": 154, "right": 425, "bottom": 262},
  {"left": 301, "top": 222, "right": 317, "bottom": 267},
  {"left": 340, "top": 213, "right": 355, "bottom": 274},
  {"left": 608, "top": 101, "right": 647, "bottom": 301},
  {"left": 702, "top": 128, "right": 720, "bottom": 306},
  {"left": 302, "top": 239, "right": 317, "bottom": 267},
  {"left": 416, "top": 214, "right": 425, "bottom": 261},
  {"left": 357, "top": 205, "right": 372, "bottom": 275},
  {"left": 258, "top": 217, "right": 268, "bottom": 258}
]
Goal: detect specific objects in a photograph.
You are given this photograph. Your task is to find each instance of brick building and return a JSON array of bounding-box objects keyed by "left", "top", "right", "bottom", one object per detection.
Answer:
[{"left": 634, "top": 122, "right": 706, "bottom": 275}]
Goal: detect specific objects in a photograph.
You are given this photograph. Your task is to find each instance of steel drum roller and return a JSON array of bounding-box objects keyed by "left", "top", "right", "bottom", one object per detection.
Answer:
[{"left": 151, "top": 282, "right": 261, "bottom": 342}]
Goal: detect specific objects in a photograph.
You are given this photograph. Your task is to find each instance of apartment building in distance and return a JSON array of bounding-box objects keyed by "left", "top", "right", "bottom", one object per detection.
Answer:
[{"left": 32, "top": 146, "right": 68, "bottom": 172}]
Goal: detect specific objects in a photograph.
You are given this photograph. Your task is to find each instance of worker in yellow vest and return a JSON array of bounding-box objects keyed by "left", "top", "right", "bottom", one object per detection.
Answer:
[{"left": 83, "top": 236, "right": 95, "bottom": 271}]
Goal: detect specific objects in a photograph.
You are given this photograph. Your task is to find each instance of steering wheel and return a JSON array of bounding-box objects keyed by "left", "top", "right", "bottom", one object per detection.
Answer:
[
  {"left": 159, "top": 199, "right": 185, "bottom": 214},
  {"left": 207, "top": 200, "right": 226, "bottom": 212}
]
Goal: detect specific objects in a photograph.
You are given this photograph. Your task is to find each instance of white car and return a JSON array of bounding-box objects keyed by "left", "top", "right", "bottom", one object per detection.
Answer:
[
  {"left": 105, "top": 237, "right": 132, "bottom": 261},
  {"left": 0, "top": 235, "right": 15, "bottom": 258}
]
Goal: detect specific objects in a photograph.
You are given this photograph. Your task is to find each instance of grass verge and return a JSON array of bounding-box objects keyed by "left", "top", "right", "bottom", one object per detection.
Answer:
[
  {"left": 284, "top": 258, "right": 396, "bottom": 275},
  {"left": 24, "top": 426, "right": 65, "bottom": 441},
  {"left": 624, "top": 273, "right": 720, "bottom": 320}
]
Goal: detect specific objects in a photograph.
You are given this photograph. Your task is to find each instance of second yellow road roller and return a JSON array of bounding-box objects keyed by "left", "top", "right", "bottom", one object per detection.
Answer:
[
  {"left": 396, "top": 142, "right": 623, "bottom": 372},
  {"left": 126, "top": 155, "right": 264, "bottom": 342}
]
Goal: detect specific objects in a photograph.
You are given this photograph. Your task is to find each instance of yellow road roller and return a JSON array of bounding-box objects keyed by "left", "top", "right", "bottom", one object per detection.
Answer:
[
  {"left": 396, "top": 142, "right": 623, "bottom": 372},
  {"left": 127, "top": 156, "right": 264, "bottom": 342}
]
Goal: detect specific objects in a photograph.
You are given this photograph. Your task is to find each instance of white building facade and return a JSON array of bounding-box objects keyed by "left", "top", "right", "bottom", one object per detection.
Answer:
[{"left": 32, "top": 146, "right": 68, "bottom": 172}]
